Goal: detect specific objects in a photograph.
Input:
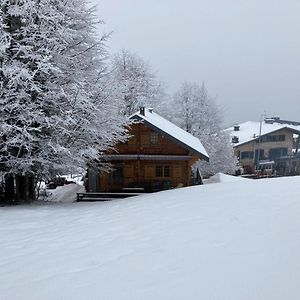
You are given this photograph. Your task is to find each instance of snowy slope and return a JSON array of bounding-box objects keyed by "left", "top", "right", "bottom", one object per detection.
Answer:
[{"left": 1, "top": 176, "right": 300, "bottom": 300}]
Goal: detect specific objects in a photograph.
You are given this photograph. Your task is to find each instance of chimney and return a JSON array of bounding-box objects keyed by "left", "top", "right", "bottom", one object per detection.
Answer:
[
  {"left": 233, "top": 124, "right": 240, "bottom": 131},
  {"left": 139, "top": 107, "right": 145, "bottom": 116},
  {"left": 265, "top": 117, "right": 280, "bottom": 124},
  {"left": 232, "top": 136, "right": 239, "bottom": 143},
  {"left": 148, "top": 108, "right": 153, "bottom": 113}
]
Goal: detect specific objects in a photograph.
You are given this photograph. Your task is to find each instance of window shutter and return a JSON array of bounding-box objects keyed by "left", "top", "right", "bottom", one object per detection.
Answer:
[
  {"left": 173, "top": 166, "right": 182, "bottom": 178},
  {"left": 145, "top": 166, "right": 155, "bottom": 178},
  {"left": 124, "top": 166, "right": 134, "bottom": 178}
]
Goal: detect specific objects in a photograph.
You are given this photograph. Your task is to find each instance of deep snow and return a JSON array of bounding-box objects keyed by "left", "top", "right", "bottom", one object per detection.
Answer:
[{"left": 1, "top": 176, "right": 300, "bottom": 300}]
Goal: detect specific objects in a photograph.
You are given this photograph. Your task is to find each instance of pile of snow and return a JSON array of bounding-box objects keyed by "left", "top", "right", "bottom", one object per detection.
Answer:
[
  {"left": 204, "top": 172, "right": 247, "bottom": 184},
  {"left": 1, "top": 176, "right": 300, "bottom": 299},
  {"left": 44, "top": 184, "right": 84, "bottom": 203}
]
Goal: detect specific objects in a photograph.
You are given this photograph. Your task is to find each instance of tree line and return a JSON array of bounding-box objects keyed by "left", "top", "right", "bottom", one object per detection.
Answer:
[{"left": 0, "top": 0, "right": 236, "bottom": 204}]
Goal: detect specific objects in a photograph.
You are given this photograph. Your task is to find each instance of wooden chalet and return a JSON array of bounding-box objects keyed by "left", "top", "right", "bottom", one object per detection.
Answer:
[{"left": 87, "top": 107, "right": 209, "bottom": 193}]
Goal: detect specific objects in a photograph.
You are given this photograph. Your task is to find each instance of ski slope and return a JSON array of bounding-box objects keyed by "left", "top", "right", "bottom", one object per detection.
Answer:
[{"left": 1, "top": 175, "right": 300, "bottom": 300}]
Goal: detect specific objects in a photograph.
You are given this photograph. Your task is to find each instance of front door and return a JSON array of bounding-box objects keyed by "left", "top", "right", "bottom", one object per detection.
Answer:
[{"left": 88, "top": 168, "right": 100, "bottom": 192}]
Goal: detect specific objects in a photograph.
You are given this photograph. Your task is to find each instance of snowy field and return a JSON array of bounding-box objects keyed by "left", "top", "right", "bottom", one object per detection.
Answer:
[{"left": 1, "top": 175, "right": 300, "bottom": 300}]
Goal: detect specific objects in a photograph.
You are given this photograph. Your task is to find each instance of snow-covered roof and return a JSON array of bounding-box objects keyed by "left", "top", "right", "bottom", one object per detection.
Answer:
[
  {"left": 130, "top": 108, "right": 209, "bottom": 161},
  {"left": 225, "top": 120, "right": 300, "bottom": 147}
]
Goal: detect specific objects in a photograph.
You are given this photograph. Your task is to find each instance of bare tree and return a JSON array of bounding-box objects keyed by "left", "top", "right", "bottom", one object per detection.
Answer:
[
  {"left": 167, "top": 82, "right": 237, "bottom": 177},
  {"left": 110, "top": 49, "right": 164, "bottom": 115}
]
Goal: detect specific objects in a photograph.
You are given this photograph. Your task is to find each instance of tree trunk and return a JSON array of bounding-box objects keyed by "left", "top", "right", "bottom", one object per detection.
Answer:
[
  {"left": 16, "top": 175, "right": 27, "bottom": 203},
  {"left": 27, "top": 175, "right": 36, "bottom": 202},
  {"left": 4, "top": 174, "right": 15, "bottom": 204},
  {"left": 8, "top": 175, "right": 36, "bottom": 204}
]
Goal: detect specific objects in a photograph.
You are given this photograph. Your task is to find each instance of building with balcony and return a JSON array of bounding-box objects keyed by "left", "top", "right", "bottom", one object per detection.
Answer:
[
  {"left": 87, "top": 108, "right": 209, "bottom": 192},
  {"left": 226, "top": 117, "right": 300, "bottom": 176}
]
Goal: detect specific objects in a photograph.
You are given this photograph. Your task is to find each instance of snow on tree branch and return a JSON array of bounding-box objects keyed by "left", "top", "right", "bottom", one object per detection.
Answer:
[{"left": 0, "top": 0, "right": 128, "bottom": 180}]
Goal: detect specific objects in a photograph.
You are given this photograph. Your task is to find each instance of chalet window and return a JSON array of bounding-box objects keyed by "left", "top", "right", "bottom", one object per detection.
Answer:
[
  {"left": 112, "top": 167, "right": 123, "bottom": 184},
  {"left": 150, "top": 132, "right": 159, "bottom": 145},
  {"left": 155, "top": 166, "right": 171, "bottom": 177},
  {"left": 241, "top": 151, "right": 254, "bottom": 160},
  {"left": 155, "top": 166, "right": 163, "bottom": 177},
  {"left": 269, "top": 148, "right": 288, "bottom": 160},
  {"left": 257, "top": 134, "right": 286, "bottom": 143},
  {"left": 164, "top": 166, "right": 170, "bottom": 177},
  {"left": 254, "top": 149, "right": 264, "bottom": 162}
]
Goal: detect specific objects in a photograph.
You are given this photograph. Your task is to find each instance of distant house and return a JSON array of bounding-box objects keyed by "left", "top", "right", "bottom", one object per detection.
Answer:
[
  {"left": 226, "top": 117, "right": 300, "bottom": 175},
  {"left": 87, "top": 107, "right": 209, "bottom": 192}
]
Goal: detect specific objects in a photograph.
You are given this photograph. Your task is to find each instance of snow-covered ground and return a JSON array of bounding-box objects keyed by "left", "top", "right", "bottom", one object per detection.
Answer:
[
  {"left": 1, "top": 176, "right": 300, "bottom": 300},
  {"left": 204, "top": 172, "right": 247, "bottom": 184}
]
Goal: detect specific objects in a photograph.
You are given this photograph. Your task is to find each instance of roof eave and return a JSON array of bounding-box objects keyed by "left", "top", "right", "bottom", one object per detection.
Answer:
[{"left": 233, "top": 126, "right": 300, "bottom": 148}]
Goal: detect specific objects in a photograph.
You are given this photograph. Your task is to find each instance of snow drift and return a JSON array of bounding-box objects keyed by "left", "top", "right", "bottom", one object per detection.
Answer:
[{"left": 204, "top": 172, "right": 247, "bottom": 184}]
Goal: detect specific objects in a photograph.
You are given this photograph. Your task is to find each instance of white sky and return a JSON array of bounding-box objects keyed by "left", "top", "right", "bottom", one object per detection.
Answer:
[{"left": 92, "top": 0, "right": 300, "bottom": 125}]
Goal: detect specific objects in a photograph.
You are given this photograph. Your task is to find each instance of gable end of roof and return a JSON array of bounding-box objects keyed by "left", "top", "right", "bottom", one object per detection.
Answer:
[{"left": 130, "top": 114, "right": 209, "bottom": 162}]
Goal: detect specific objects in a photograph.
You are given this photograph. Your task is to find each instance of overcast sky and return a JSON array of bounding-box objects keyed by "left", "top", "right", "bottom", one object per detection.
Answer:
[{"left": 93, "top": 0, "right": 300, "bottom": 125}]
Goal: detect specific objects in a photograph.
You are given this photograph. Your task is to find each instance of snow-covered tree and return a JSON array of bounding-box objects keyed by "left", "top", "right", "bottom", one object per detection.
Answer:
[
  {"left": 0, "top": 0, "right": 127, "bottom": 202},
  {"left": 109, "top": 49, "right": 164, "bottom": 115},
  {"left": 167, "top": 82, "right": 237, "bottom": 177},
  {"left": 195, "top": 131, "right": 238, "bottom": 177}
]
